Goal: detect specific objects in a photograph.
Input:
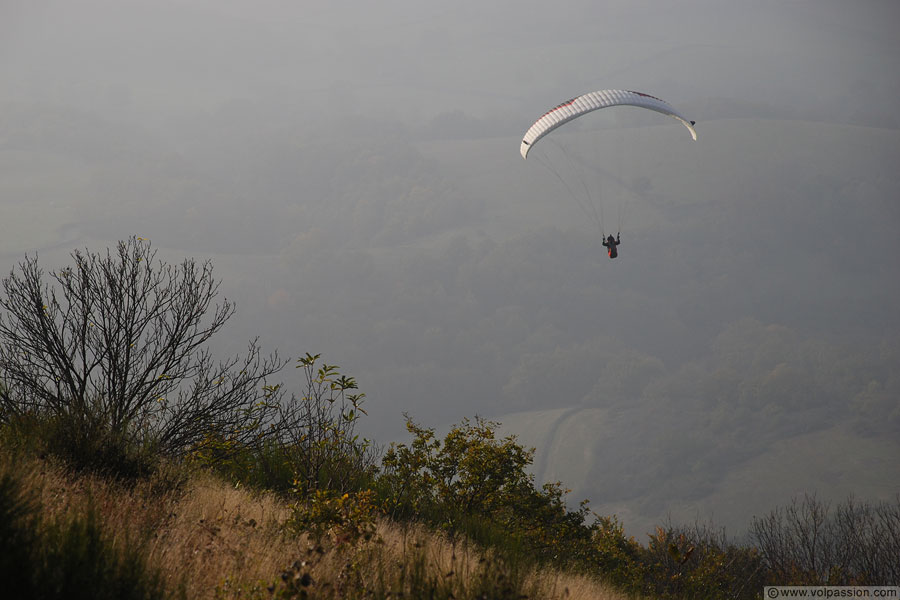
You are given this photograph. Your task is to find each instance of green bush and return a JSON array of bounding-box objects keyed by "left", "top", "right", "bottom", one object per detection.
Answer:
[
  {"left": 1, "top": 411, "right": 159, "bottom": 479},
  {"left": 589, "top": 514, "right": 647, "bottom": 593},
  {"left": 642, "top": 523, "right": 765, "bottom": 600},
  {"left": 285, "top": 488, "right": 380, "bottom": 547},
  {"left": 191, "top": 354, "right": 380, "bottom": 498},
  {"left": 190, "top": 435, "right": 296, "bottom": 494},
  {"left": 379, "top": 416, "right": 596, "bottom": 566},
  {"left": 277, "top": 354, "right": 379, "bottom": 496}
]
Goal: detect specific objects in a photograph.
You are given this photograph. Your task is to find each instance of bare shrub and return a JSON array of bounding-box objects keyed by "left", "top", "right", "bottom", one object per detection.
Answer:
[
  {"left": 750, "top": 493, "right": 900, "bottom": 584},
  {"left": 0, "top": 237, "right": 285, "bottom": 474}
]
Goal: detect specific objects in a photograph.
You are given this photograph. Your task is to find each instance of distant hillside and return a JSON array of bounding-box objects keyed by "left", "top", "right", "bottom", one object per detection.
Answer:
[{"left": 497, "top": 406, "right": 900, "bottom": 538}]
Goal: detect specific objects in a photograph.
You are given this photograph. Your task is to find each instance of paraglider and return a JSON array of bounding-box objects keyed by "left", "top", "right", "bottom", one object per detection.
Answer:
[
  {"left": 520, "top": 90, "right": 696, "bottom": 256},
  {"left": 602, "top": 233, "right": 621, "bottom": 259}
]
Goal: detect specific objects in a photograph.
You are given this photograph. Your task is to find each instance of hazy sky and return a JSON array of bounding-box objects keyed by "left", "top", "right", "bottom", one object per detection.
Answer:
[
  {"left": 3, "top": 0, "right": 899, "bottom": 123},
  {"left": 2, "top": 0, "right": 899, "bottom": 536}
]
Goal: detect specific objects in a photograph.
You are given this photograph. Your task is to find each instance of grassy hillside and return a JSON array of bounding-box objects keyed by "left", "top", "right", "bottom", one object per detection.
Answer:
[{"left": 0, "top": 454, "right": 620, "bottom": 600}]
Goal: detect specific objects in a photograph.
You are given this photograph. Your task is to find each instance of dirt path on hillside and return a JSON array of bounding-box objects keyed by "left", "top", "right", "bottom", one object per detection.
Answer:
[{"left": 535, "top": 405, "right": 584, "bottom": 484}]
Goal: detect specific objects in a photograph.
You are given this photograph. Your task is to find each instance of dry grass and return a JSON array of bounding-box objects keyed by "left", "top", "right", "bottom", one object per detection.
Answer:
[
  {"left": 9, "top": 455, "right": 627, "bottom": 600},
  {"left": 20, "top": 457, "right": 297, "bottom": 597},
  {"left": 364, "top": 521, "right": 625, "bottom": 599}
]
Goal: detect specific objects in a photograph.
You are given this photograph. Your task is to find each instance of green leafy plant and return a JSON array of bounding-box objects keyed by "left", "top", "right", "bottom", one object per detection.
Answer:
[
  {"left": 276, "top": 354, "right": 378, "bottom": 496},
  {"left": 286, "top": 488, "right": 380, "bottom": 548},
  {"left": 380, "top": 415, "right": 596, "bottom": 566}
]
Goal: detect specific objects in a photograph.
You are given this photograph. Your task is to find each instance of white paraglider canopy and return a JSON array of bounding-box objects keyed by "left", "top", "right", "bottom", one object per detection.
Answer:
[{"left": 520, "top": 89, "right": 697, "bottom": 160}]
